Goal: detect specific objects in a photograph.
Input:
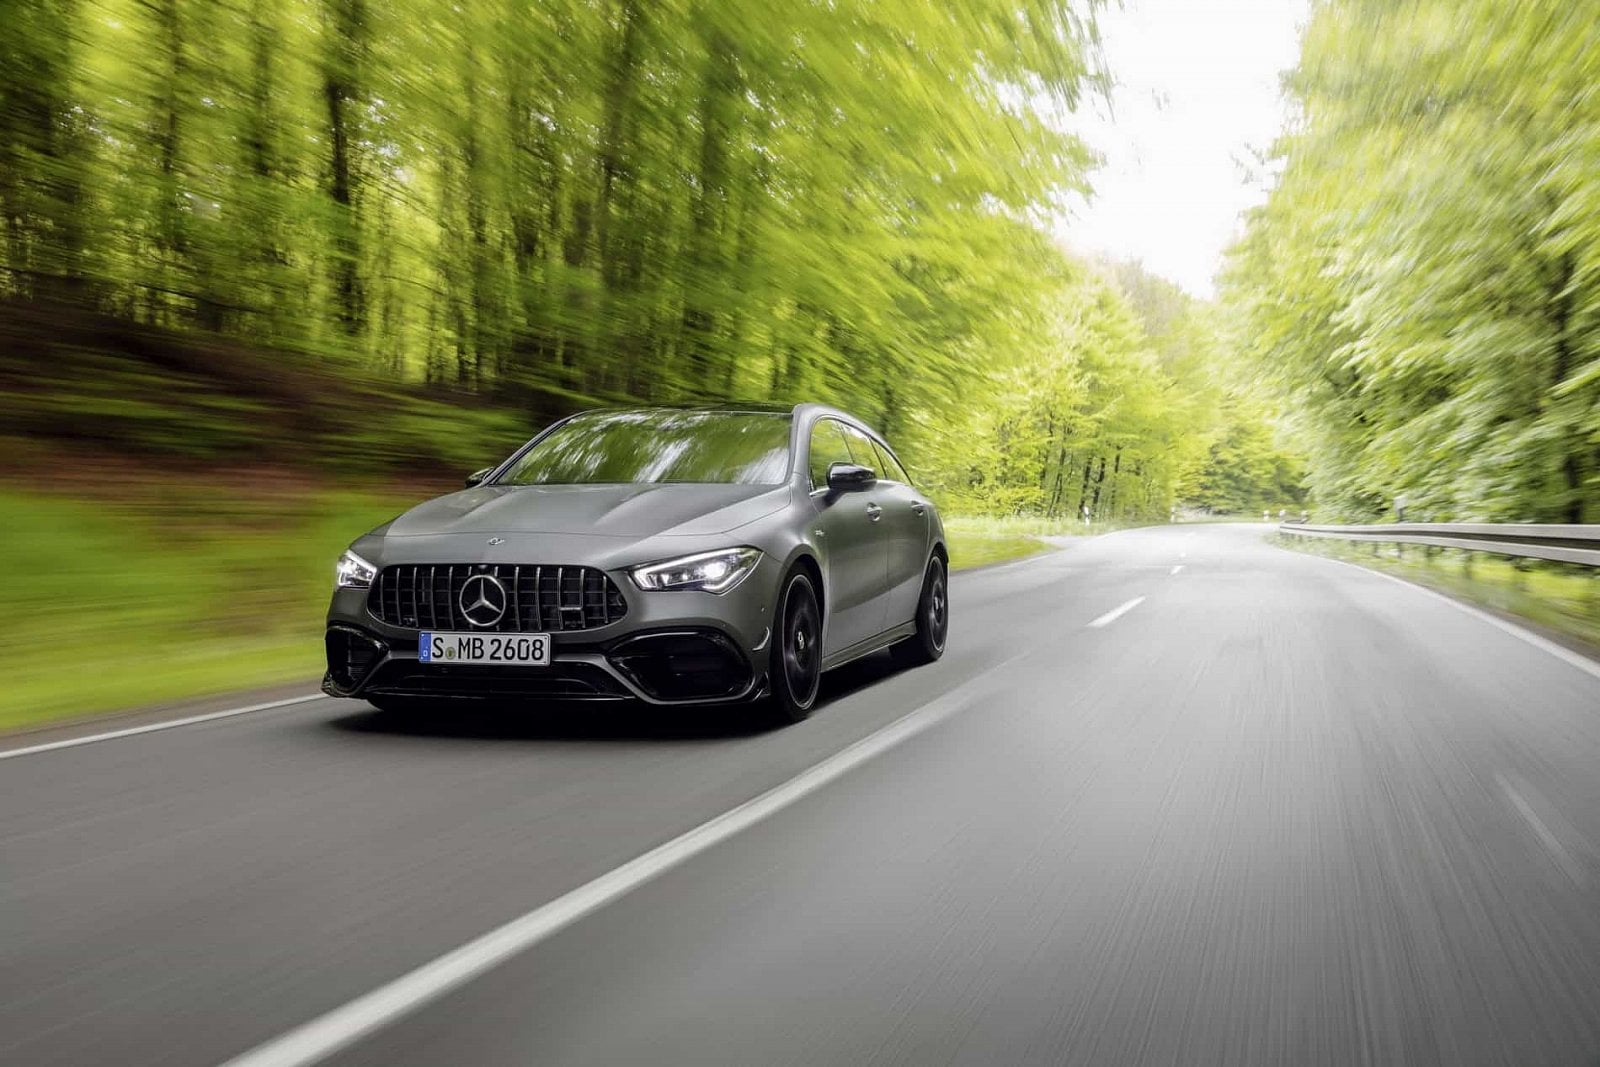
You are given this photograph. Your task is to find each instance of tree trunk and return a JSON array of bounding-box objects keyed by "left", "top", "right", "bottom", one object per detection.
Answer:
[
  {"left": 1076, "top": 457, "right": 1095, "bottom": 516},
  {"left": 0, "top": 0, "right": 90, "bottom": 303},
  {"left": 594, "top": 0, "right": 640, "bottom": 289},
  {"left": 1105, "top": 449, "right": 1123, "bottom": 517},
  {"left": 679, "top": 29, "right": 737, "bottom": 395},
  {"left": 1089, "top": 455, "right": 1108, "bottom": 515},
  {"left": 322, "top": 0, "right": 367, "bottom": 339}
]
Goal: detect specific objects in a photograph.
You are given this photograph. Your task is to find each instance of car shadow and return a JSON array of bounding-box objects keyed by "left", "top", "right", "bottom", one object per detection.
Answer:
[
  {"left": 324, "top": 650, "right": 908, "bottom": 744},
  {"left": 818, "top": 648, "right": 904, "bottom": 703}
]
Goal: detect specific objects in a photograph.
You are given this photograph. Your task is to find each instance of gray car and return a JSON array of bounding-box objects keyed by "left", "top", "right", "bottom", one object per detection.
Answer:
[{"left": 324, "top": 403, "right": 949, "bottom": 722}]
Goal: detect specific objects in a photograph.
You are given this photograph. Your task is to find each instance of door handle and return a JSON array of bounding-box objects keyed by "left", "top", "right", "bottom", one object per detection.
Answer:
[
  {"left": 866, "top": 502, "right": 882, "bottom": 522},
  {"left": 911, "top": 501, "right": 926, "bottom": 516}
]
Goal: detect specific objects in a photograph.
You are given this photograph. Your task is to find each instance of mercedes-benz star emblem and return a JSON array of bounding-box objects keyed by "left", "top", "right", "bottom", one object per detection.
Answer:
[{"left": 459, "top": 573, "right": 508, "bottom": 627}]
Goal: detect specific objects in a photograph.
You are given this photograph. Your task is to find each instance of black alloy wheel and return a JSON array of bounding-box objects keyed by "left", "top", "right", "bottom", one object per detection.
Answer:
[
  {"left": 769, "top": 569, "right": 823, "bottom": 722},
  {"left": 893, "top": 555, "right": 948, "bottom": 667}
]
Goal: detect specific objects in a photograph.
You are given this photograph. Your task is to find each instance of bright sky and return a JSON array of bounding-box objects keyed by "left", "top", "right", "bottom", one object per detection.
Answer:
[{"left": 1058, "top": 0, "right": 1310, "bottom": 298}]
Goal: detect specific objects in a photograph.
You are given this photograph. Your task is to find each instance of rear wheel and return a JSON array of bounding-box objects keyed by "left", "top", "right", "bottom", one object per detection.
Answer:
[
  {"left": 766, "top": 569, "right": 823, "bottom": 723},
  {"left": 893, "top": 555, "right": 948, "bottom": 668}
]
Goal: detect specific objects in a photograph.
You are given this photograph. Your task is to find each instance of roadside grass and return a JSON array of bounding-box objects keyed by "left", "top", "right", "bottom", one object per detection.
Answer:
[
  {"left": 0, "top": 490, "right": 1127, "bottom": 733},
  {"left": 1, "top": 485, "right": 420, "bottom": 732},
  {"left": 943, "top": 513, "right": 1114, "bottom": 571},
  {"left": 947, "top": 531, "right": 1051, "bottom": 571},
  {"left": 1279, "top": 535, "right": 1600, "bottom": 651}
]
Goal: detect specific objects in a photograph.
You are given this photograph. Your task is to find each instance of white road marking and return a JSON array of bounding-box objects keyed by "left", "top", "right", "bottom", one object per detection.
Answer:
[
  {"left": 1170, "top": 565, "right": 1184, "bottom": 576},
  {"left": 1088, "top": 596, "right": 1145, "bottom": 629},
  {"left": 0, "top": 694, "right": 328, "bottom": 760},
  {"left": 1309, "top": 555, "right": 1600, "bottom": 684},
  {"left": 1498, "top": 775, "right": 1586, "bottom": 884},
  {"left": 219, "top": 650, "right": 1032, "bottom": 1067}
]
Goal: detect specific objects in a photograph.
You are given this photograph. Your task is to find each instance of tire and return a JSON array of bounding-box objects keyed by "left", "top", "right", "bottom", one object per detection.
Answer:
[
  {"left": 766, "top": 568, "right": 824, "bottom": 723},
  {"left": 892, "top": 555, "right": 949, "bottom": 668}
]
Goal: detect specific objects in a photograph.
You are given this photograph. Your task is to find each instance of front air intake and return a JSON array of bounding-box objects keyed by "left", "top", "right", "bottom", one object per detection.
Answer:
[
  {"left": 608, "top": 631, "right": 753, "bottom": 701},
  {"left": 325, "top": 626, "right": 385, "bottom": 691}
]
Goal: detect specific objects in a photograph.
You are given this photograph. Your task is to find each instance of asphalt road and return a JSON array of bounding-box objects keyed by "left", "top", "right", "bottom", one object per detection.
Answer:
[{"left": 5, "top": 524, "right": 1600, "bottom": 1067}]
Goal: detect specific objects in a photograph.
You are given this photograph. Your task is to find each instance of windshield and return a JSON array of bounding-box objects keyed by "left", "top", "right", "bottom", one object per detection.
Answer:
[{"left": 497, "top": 410, "right": 793, "bottom": 486}]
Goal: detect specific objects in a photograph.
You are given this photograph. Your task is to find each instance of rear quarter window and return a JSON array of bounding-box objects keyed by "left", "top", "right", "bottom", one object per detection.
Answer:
[{"left": 870, "top": 439, "right": 912, "bottom": 484}]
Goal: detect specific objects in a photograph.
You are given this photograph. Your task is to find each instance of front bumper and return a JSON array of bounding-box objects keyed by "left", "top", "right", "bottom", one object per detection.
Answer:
[{"left": 322, "top": 560, "right": 777, "bottom": 706}]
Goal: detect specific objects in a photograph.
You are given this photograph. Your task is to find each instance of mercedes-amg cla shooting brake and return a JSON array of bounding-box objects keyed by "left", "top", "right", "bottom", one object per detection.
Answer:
[{"left": 324, "top": 403, "right": 949, "bottom": 722}]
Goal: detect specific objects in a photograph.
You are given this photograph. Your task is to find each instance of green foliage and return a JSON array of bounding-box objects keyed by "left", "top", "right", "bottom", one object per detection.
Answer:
[
  {"left": 0, "top": 0, "right": 1292, "bottom": 530},
  {"left": 1, "top": 0, "right": 1103, "bottom": 427},
  {"left": 916, "top": 259, "right": 1303, "bottom": 522},
  {"left": 1224, "top": 0, "right": 1600, "bottom": 522},
  {"left": 1186, "top": 395, "right": 1307, "bottom": 514}
]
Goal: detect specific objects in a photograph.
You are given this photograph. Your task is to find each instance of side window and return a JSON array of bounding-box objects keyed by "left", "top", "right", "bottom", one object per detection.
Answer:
[
  {"left": 807, "top": 420, "right": 855, "bottom": 490},
  {"left": 870, "top": 439, "right": 912, "bottom": 485}
]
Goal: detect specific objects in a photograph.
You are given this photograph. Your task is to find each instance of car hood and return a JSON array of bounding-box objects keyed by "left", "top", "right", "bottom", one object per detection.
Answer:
[{"left": 384, "top": 482, "right": 791, "bottom": 540}]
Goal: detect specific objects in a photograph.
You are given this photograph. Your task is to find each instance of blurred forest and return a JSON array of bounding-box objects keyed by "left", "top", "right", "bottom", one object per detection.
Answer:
[
  {"left": 1225, "top": 0, "right": 1600, "bottom": 523},
  {"left": 18, "top": 0, "right": 1600, "bottom": 722},
  {"left": 0, "top": 0, "right": 1299, "bottom": 522}
]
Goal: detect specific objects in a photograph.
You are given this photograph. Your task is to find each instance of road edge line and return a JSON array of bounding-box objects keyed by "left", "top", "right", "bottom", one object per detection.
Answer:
[
  {"left": 0, "top": 694, "right": 329, "bottom": 760},
  {"left": 218, "top": 651, "right": 1028, "bottom": 1067},
  {"left": 1296, "top": 552, "right": 1600, "bottom": 685}
]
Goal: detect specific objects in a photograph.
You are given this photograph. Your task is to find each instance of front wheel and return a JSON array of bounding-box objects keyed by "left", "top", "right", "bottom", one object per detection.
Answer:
[
  {"left": 892, "top": 555, "right": 948, "bottom": 668},
  {"left": 766, "top": 569, "right": 823, "bottom": 723}
]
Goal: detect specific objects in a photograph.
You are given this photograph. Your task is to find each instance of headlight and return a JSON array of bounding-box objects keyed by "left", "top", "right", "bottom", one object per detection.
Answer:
[
  {"left": 335, "top": 549, "right": 377, "bottom": 589},
  {"left": 630, "top": 547, "right": 762, "bottom": 594}
]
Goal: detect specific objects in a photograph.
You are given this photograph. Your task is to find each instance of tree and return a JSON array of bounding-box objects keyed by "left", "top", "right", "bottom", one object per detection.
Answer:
[
  {"left": 7, "top": 0, "right": 1272, "bottom": 522},
  {"left": 1224, "top": 0, "right": 1600, "bottom": 522}
]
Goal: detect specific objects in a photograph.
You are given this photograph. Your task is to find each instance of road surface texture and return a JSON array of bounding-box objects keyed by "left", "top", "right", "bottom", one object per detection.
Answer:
[{"left": 4, "top": 524, "right": 1600, "bottom": 1066}]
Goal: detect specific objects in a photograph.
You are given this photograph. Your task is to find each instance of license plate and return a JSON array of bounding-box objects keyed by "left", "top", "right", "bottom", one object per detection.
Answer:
[{"left": 419, "top": 632, "right": 551, "bottom": 666}]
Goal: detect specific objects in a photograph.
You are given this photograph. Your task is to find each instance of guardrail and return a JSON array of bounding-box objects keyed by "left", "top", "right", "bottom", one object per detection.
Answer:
[{"left": 1277, "top": 522, "right": 1600, "bottom": 567}]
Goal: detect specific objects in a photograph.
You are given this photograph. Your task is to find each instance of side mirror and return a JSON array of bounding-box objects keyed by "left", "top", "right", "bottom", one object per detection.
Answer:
[
  {"left": 465, "top": 468, "right": 492, "bottom": 488},
  {"left": 826, "top": 462, "right": 876, "bottom": 491}
]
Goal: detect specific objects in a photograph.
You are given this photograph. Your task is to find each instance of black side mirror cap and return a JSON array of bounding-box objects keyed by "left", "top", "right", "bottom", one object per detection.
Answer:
[
  {"left": 826, "top": 462, "right": 877, "bottom": 491},
  {"left": 465, "top": 468, "right": 492, "bottom": 487}
]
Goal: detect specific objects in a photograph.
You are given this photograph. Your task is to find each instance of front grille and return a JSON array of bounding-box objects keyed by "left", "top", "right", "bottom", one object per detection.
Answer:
[{"left": 368, "top": 564, "right": 627, "bottom": 633}]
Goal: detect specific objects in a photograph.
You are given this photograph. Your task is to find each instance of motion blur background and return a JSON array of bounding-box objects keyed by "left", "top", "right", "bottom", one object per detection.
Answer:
[{"left": 1, "top": 0, "right": 1596, "bottom": 730}]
